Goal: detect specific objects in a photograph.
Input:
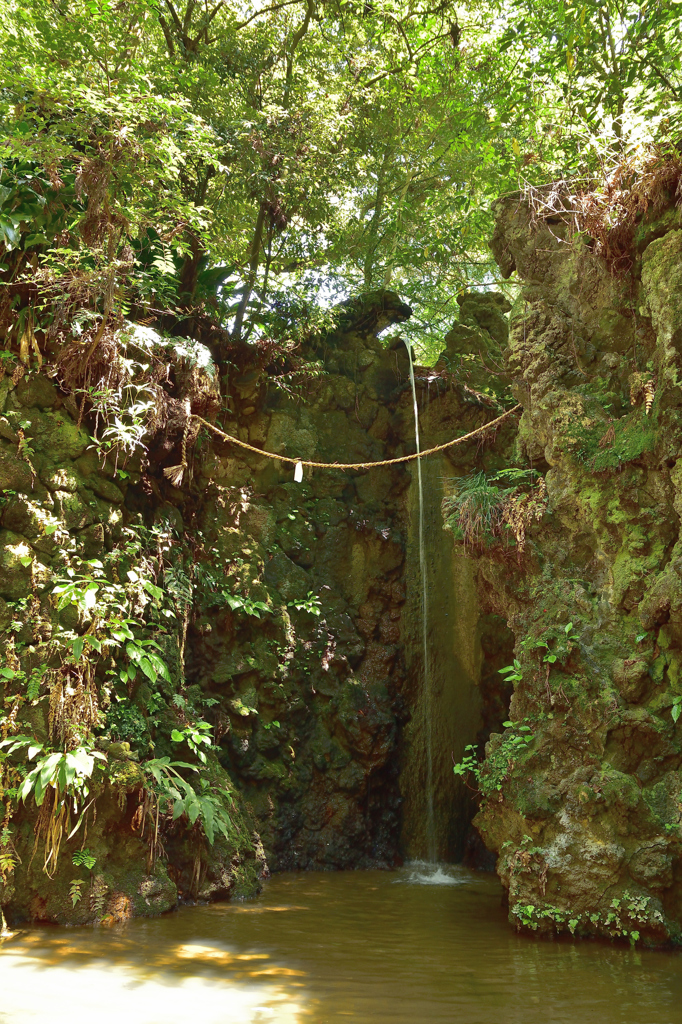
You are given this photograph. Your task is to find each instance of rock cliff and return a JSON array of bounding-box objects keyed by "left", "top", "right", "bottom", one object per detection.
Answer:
[
  {"left": 1, "top": 290, "right": 503, "bottom": 924},
  {"left": 456, "top": 185, "right": 682, "bottom": 944}
]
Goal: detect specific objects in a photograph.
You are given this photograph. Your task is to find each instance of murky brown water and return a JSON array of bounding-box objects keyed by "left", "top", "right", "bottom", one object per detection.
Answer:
[{"left": 1, "top": 865, "right": 681, "bottom": 1024}]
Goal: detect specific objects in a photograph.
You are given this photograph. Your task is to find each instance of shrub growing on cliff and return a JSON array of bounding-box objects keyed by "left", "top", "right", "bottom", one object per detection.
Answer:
[
  {"left": 442, "top": 472, "right": 507, "bottom": 547},
  {"left": 0, "top": 507, "right": 235, "bottom": 890},
  {"left": 453, "top": 720, "right": 535, "bottom": 797},
  {"left": 0, "top": 735, "right": 106, "bottom": 875},
  {"left": 442, "top": 469, "right": 546, "bottom": 552}
]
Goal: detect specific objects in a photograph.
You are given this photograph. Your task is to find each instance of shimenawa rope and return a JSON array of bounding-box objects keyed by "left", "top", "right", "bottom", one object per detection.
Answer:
[
  {"left": 163, "top": 398, "right": 192, "bottom": 486},
  {"left": 184, "top": 404, "right": 522, "bottom": 473}
]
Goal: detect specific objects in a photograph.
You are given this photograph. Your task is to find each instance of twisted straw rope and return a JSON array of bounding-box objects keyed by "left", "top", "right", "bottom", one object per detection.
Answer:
[
  {"left": 180, "top": 397, "right": 191, "bottom": 466},
  {"left": 191, "top": 404, "right": 522, "bottom": 471}
]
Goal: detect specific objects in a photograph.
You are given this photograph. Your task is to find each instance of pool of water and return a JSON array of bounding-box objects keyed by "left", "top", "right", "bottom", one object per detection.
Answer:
[{"left": 1, "top": 865, "right": 681, "bottom": 1024}]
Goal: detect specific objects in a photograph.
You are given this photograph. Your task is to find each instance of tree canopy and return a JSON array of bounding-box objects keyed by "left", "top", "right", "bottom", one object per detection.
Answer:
[{"left": 1, "top": 0, "right": 681, "bottom": 360}]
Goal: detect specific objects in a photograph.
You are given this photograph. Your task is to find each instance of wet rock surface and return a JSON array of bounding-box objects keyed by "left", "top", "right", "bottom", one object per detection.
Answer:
[{"left": 186, "top": 295, "right": 502, "bottom": 869}]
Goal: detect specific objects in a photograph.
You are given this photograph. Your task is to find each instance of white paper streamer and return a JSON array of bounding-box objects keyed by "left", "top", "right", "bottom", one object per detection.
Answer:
[{"left": 294, "top": 461, "right": 303, "bottom": 483}]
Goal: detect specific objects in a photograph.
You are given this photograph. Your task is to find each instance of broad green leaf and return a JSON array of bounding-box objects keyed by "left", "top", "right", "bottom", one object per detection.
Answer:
[
  {"left": 143, "top": 580, "right": 164, "bottom": 601},
  {"left": 139, "top": 656, "right": 157, "bottom": 682}
]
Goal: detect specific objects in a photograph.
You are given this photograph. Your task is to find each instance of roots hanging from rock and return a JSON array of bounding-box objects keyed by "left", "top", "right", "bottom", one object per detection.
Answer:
[
  {"left": 501, "top": 478, "right": 548, "bottom": 555},
  {"left": 49, "top": 665, "right": 101, "bottom": 750}
]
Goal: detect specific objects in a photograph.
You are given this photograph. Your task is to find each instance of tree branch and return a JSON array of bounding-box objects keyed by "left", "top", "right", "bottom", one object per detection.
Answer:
[
  {"left": 183, "top": 0, "right": 197, "bottom": 37},
  {"left": 163, "top": 0, "right": 184, "bottom": 36},
  {"left": 235, "top": 0, "right": 304, "bottom": 31},
  {"left": 157, "top": 12, "right": 176, "bottom": 55},
  {"left": 361, "top": 31, "right": 450, "bottom": 89},
  {"left": 231, "top": 200, "right": 267, "bottom": 343},
  {"left": 283, "top": 0, "right": 315, "bottom": 108}
]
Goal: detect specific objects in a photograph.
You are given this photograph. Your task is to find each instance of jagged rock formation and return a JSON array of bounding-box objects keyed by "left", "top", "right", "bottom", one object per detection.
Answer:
[{"left": 458, "top": 189, "right": 682, "bottom": 944}]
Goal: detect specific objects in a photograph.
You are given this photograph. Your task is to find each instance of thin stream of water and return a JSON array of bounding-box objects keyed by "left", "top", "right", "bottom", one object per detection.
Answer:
[{"left": 406, "top": 343, "right": 436, "bottom": 862}]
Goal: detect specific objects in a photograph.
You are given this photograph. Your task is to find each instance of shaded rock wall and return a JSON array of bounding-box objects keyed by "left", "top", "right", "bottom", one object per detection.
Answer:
[
  {"left": 401, "top": 418, "right": 489, "bottom": 860},
  {"left": 188, "top": 297, "right": 503, "bottom": 870}
]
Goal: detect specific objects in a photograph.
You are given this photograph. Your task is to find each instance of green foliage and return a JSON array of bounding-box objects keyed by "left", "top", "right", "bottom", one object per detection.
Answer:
[
  {"left": 443, "top": 469, "right": 544, "bottom": 548},
  {"left": 51, "top": 555, "right": 175, "bottom": 689},
  {"left": 0, "top": 736, "right": 105, "bottom": 872},
  {"left": 72, "top": 848, "right": 97, "bottom": 871},
  {"left": 82, "top": 322, "right": 213, "bottom": 464},
  {"left": 0, "top": 664, "right": 46, "bottom": 711},
  {"left": 141, "top": 758, "right": 233, "bottom": 846},
  {"left": 1, "top": 0, "right": 681, "bottom": 917},
  {"left": 499, "top": 660, "right": 523, "bottom": 684},
  {"left": 442, "top": 472, "right": 508, "bottom": 547},
  {"left": 453, "top": 721, "right": 534, "bottom": 796},
  {"left": 90, "top": 875, "right": 108, "bottom": 920},
  {"left": 105, "top": 698, "right": 151, "bottom": 748},
  {"left": 0, "top": 821, "right": 17, "bottom": 877},
  {"left": 2, "top": 0, "right": 678, "bottom": 367},
  {"left": 87, "top": 379, "right": 157, "bottom": 463},
  {"left": 452, "top": 744, "right": 480, "bottom": 780},
  {"left": 0, "top": 508, "right": 221, "bottom": 879},
  {"left": 69, "top": 879, "right": 85, "bottom": 907},
  {"left": 171, "top": 721, "right": 213, "bottom": 765},
  {"left": 514, "top": 889, "right": 662, "bottom": 944},
  {"left": 512, "top": 901, "right": 573, "bottom": 933},
  {"left": 1, "top": 738, "right": 105, "bottom": 812},
  {"left": 287, "top": 592, "right": 322, "bottom": 616},
  {"left": 194, "top": 559, "right": 271, "bottom": 617},
  {"left": 566, "top": 411, "right": 657, "bottom": 472},
  {"left": 224, "top": 594, "right": 271, "bottom": 618},
  {"left": 519, "top": 622, "right": 580, "bottom": 668},
  {"left": 498, "top": 0, "right": 682, "bottom": 150},
  {"left": 16, "top": 423, "right": 36, "bottom": 466}
]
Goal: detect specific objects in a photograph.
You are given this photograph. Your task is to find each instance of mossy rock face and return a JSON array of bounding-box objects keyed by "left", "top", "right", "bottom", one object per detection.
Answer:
[
  {"left": 460, "top": 194, "right": 682, "bottom": 945},
  {"left": 1, "top": 328, "right": 422, "bottom": 917},
  {"left": 185, "top": 301, "right": 463, "bottom": 874},
  {"left": 0, "top": 529, "right": 33, "bottom": 599},
  {"left": 0, "top": 441, "right": 35, "bottom": 491},
  {"left": 641, "top": 229, "right": 682, "bottom": 355},
  {"left": 3, "top": 403, "right": 90, "bottom": 463},
  {"left": 0, "top": 373, "right": 266, "bottom": 927},
  {"left": 15, "top": 374, "right": 58, "bottom": 409},
  {"left": 457, "top": 291, "right": 511, "bottom": 347}
]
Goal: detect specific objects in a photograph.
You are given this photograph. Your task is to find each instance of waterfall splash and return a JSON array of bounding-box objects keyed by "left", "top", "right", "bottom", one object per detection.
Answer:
[{"left": 406, "top": 343, "right": 436, "bottom": 863}]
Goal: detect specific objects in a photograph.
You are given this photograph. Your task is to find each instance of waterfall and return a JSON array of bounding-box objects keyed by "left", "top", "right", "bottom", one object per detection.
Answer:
[{"left": 406, "top": 343, "right": 437, "bottom": 863}]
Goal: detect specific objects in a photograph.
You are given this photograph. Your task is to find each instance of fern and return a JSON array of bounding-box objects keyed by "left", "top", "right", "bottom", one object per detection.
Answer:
[
  {"left": 90, "top": 875, "right": 108, "bottom": 919},
  {"left": 26, "top": 666, "right": 45, "bottom": 702},
  {"left": 72, "top": 848, "right": 97, "bottom": 870},
  {"left": 442, "top": 471, "right": 508, "bottom": 546},
  {"left": 69, "top": 879, "right": 85, "bottom": 906},
  {"left": 0, "top": 851, "right": 17, "bottom": 875}
]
